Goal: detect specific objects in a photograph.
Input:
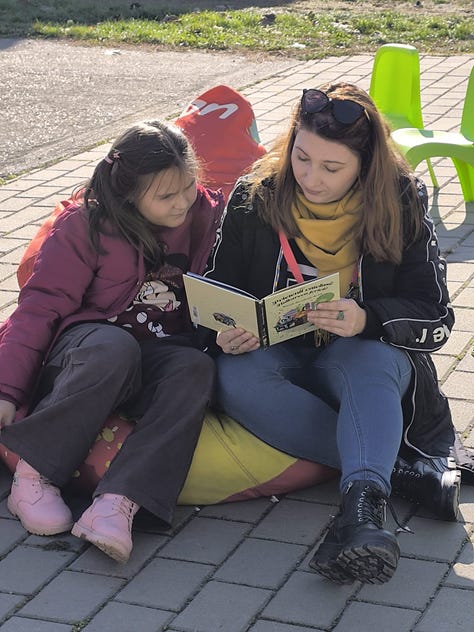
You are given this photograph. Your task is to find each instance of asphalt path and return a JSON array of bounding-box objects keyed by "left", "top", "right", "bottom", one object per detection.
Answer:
[{"left": 0, "top": 38, "right": 297, "bottom": 178}]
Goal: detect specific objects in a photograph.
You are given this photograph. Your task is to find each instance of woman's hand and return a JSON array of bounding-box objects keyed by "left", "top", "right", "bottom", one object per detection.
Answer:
[
  {"left": 216, "top": 328, "right": 260, "bottom": 354},
  {"left": 307, "top": 298, "right": 367, "bottom": 338},
  {"left": 0, "top": 400, "right": 16, "bottom": 431}
]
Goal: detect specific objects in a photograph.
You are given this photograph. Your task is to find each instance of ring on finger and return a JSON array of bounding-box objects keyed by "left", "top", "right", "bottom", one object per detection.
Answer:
[
  {"left": 336, "top": 310, "right": 345, "bottom": 321},
  {"left": 230, "top": 345, "right": 237, "bottom": 351}
]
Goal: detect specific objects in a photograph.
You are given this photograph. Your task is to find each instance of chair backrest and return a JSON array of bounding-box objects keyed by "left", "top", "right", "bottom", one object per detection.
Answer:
[
  {"left": 369, "top": 43, "right": 424, "bottom": 131},
  {"left": 461, "top": 66, "right": 474, "bottom": 141}
]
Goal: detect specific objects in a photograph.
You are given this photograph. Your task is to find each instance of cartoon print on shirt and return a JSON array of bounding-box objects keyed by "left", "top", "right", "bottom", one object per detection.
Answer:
[
  {"left": 107, "top": 256, "right": 189, "bottom": 339},
  {"left": 135, "top": 279, "right": 181, "bottom": 312}
]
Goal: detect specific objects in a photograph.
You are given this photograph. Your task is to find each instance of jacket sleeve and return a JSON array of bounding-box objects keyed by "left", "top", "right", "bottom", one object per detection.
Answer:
[
  {"left": 0, "top": 208, "right": 98, "bottom": 406},
  {"left": 360, "top": 180, "right": 454, "bottom": 352}
]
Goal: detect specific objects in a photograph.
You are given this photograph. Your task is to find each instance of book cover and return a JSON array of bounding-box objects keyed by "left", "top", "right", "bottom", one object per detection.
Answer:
[{"left": 183, "top": 272, "right": 340, "bottom": 347}]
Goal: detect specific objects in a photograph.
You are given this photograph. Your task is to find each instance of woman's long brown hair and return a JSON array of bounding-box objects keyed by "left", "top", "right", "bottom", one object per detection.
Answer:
[{"left": 247, "top": 82, "right": 423, "bottom": 264}]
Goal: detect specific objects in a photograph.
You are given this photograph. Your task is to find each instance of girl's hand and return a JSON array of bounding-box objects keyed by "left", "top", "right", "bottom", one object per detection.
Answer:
[
  {"left": 216, "top": 328, "right": 260, "bottom": 354},
  {"left": 307, "top": 298, "right": 367, "bottom": 338},
  {"left": 0, "top": 400, "right": 16, "bottom": 431}
]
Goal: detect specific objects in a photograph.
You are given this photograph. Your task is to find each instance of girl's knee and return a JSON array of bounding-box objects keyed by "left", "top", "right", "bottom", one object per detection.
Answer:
[{"left": 70, "top": 327, "right": 141, "bottom": 374}]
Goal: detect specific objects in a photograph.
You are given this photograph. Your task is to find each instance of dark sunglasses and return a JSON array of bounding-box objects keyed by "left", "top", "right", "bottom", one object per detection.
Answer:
[{"left": 301, "top": 88, "right": 365, "bottom": 125}]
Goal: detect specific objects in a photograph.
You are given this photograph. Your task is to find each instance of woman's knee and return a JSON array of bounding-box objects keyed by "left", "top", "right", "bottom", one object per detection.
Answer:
[{"left": 324, "top": 337, "right": 410, "bottom": 377}]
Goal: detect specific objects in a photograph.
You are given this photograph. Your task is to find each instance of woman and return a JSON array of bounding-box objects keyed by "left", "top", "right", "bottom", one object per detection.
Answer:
[{"left": 205, "top": 83, "right": 460, "bottom": 585}]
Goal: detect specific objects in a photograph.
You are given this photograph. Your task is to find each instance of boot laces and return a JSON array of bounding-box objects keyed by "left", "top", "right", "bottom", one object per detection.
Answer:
[
  {"left": 354, "top": 483, "right": 413, "bottom": 535},
  {"left": 392, "top": 466, "right": 422, "bottom": 501},
  {"left": 14, "top": 471, "right": 58, "bottom": 497},
  {"left": 111, "top": 496, "right": 137, "bottom": 525}
]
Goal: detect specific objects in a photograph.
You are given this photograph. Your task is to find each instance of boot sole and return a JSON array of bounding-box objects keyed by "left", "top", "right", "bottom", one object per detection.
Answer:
[
  {"left": 337, "top": 532, "right": 400, "bottom": 584},
  {"left": 7, "top": 496, "right": 73, "bottom": 536},
  {"left": 71, "top": 522, "right": 130, "bottom": 564},
  {"left": 438, "top": 469, "right": 461, "bottom": 522},
  {"left": 309, "top": 541, "right": 355, "bottom": 584},
  {"left": 309, "top": 556, "right": 355, "bottom": 584}
]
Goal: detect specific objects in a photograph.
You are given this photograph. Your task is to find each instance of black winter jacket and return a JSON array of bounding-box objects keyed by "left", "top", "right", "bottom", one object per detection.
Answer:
[{"left": 205, "top": 177, "right": 456, "bottom": 459}]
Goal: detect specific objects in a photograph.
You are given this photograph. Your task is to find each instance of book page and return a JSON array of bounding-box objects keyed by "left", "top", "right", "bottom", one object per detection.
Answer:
[
  {"left": 263, "top": 272, "right": 340, "bottom": 346},
  {"left": 183, "top": 273, "right": 262, "bottom": 338}
]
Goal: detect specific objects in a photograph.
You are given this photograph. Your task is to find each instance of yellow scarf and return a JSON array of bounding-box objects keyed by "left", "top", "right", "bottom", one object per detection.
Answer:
[{"left": 291, "top": 187, "right": 363, "bottom": 297}]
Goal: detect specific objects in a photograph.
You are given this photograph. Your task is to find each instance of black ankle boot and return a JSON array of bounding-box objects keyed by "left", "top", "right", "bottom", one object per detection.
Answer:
[
  {"left": 309, "top": 480, "right": 400, "bottom": 585},
  {"left": 391, "top": 455, "right": 461, "bottom": 521}
]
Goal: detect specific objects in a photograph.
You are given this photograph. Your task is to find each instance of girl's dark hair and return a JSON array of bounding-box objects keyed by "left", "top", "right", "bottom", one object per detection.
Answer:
[
  {"left": 249, "top": 82, "right": 423, "bottom": 263},
  {"left": 83, "top": 120, "right": 197, "bottom": 266}
]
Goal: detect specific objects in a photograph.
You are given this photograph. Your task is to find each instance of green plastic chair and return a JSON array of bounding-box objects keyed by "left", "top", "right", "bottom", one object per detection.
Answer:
[
  {"left": 369, "top": 43, "right": 438, "bottom": 187},
  {"left": 392, "top": 66, "right": 474, "bottom": 202}
]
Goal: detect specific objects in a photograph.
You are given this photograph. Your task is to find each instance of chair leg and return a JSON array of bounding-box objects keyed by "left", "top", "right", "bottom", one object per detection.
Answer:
[
  {"left": 426, "top": 158, "right": 439, "bottom": 189},
  {"left": 452, "top": 158, "right": 474, "bottom": 203}
]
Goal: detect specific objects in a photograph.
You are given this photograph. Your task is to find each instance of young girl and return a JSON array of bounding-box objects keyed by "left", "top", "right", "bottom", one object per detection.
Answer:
[
  {"left": 205, "top": 83, "right": 461, "bottom": 585},
  {"left": 0, "top": 120, "right": 224, "bottom": 563}
]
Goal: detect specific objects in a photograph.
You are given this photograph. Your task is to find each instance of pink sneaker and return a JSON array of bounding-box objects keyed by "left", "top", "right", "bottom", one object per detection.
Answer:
[
  {"left": 7, "top": 459, "right": 73, "bottom": 535},
  {"left": 71, "top": 494, "right": 139, "bottom": 563}
]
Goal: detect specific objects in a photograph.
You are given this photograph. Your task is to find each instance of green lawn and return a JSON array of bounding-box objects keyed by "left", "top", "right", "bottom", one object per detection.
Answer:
[{"left": 0, "top": 0, "right": 472, "bottom": 58}]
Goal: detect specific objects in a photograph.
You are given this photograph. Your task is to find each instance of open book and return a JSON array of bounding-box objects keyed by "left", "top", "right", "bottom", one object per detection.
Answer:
[{"left": 183, "top": 272, "right": 340, "bottom": 347}]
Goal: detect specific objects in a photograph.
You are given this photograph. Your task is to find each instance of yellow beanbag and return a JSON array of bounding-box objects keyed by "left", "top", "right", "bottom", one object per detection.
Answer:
[{"left": 0, "top": 409, "right": 337, "bottom": 505}]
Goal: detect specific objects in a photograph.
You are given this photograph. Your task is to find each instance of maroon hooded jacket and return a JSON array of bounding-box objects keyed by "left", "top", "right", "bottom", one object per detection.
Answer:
[{"left": 0, "top": 184, "right": 224, "bottom": 410}]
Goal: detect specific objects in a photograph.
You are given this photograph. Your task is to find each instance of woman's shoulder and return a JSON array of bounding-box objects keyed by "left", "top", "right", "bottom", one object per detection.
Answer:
[
  {"left": 226, "top": 175, "right": 269, "bottom": 215},
  {"left": 398, "top": 174, "right": 428, "bottom": 207}
]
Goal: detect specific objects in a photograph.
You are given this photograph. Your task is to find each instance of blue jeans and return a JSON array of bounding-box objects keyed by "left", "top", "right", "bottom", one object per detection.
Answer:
[{"left": 216, "top": 336, "right": 412, "bottom": 494}]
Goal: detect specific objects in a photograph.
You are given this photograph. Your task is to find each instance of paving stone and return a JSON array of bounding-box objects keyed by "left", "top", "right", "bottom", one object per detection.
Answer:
[
  {"left": 442, "top": 370, "right": 474, "bottom": 400},
  {"left": 82, "top": 601, "right": 173, "bottom": 632},
  {"left": 357, "top": 557, "right": 449, "bottom": 608},
  {"left": 453, "top": 287, "right": 474, "bottom": 307},
  {"left": 332, "top": 602, "right": 420, "bottom": 632},
  {"left": 399, "top": 516, "right": 469, "bottom": 561},
  {"left": 250, "top": 499, "right": 333, "bottom": 545},
  {"left": 214, "top": 537, "right": 307, "bottom": 588},
  {"left": 448, "top": 399, "right": 474, "bottom": 433},
  {"left": 0, "top": 593, "right": 25, "bottom": 620},
  {"left": 414, "top": 587, "right": 474, "bottom": 632},
  {"left": 287, "top": 478, "right": 340, "bottom": 505},
  {"left": 18, "top": 570, "right": 124, "bottom": 622},
  {"left": 159, "top": 516, "right": 250, "bottom": 564},
  {"left": 0, "top": 518, "right": 27, "bottom": 556},
  {"left": 117, "top": 557, "right": 214, "bottom": 610},
  {"left": 0, "top": 619, "right": 72, "bottom": 631},
  {"left": 457, "top": 351, "right": 474, "bottom": 372},
  {"left": 445, "top": 536, "right": 474, "bottom": 587},
  {"left": 198, "top": 497, "right": 273, "bottom": 522},
  {"left": 457, "top": 485, "right": 474, "bottom": 523},
  {"left": 25, "top": 532, "right": 85, "bottom": 554},
  {"left": 0, "top": 546, "right": 75, "bottom": 594},
  {"left": 438, "top": 330, "right": 473, "bottom": 357},
  {"left": 69, "top": 531, "right": 167, "bottom": 578},
  {"left": 447, "top": 261, "right": 474, "bottom": 282},
  {"left": 261, "top": 570, "right": 356, "bottom": 629},
  {"left": 171, "top": 580, "right": 271, "bottom": 632},
  {"left": 432, "top": 353, "right": 456, "bottom": 380},
  {"left": 447, "top": 245, "right": 474, "bottom": 263},
  {"left": 248, "top": 622, "right": 322, "bottom": 632}
]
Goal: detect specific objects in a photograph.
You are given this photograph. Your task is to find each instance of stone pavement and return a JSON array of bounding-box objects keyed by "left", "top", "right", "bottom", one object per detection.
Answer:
[{"left": 0, "top": 51, "right": 473, "bottom": 632}]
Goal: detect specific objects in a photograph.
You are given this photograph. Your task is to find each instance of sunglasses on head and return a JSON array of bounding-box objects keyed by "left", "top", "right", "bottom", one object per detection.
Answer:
[{"left": 301, "top": 88, "right": 366, "bottom": 125}]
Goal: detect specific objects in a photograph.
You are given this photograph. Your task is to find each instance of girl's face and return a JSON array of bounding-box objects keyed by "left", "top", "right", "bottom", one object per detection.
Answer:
[
  {"left": 136, "top": 166, "right": 197, "bottom": 228},
  {"left": 291, "top": 128, "right": 361, "bottom": 204}
]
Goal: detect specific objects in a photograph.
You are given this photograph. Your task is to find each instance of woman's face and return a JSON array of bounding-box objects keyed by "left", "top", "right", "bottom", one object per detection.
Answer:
[
  {"left": 291, "top": 128, "right": 361, "bottom": 204},
  {"left": 136, "top": 166, "right": 197, "bottom": 228}
]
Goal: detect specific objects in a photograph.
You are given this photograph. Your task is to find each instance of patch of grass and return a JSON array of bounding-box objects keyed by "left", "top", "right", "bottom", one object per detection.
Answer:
[{"left": 0, "top": 1, "right": 472, "bottom": 58}]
